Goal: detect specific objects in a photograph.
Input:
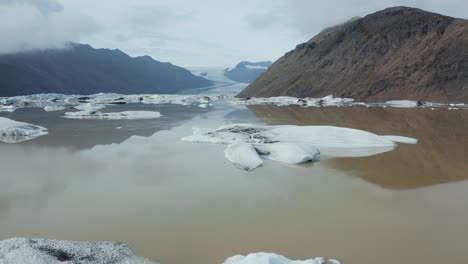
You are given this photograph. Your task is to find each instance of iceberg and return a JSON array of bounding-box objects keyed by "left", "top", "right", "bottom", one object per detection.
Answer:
[
  {"left": 64, "top": 111, "right": 162, "bottom": 120},
  {"left": 224, "top": 143, "right": 263, "bottom": 171},
  {"left": 183, "top": 124, "right": 417, "bottom": 171},
  {"left": 0, "top": 117, "right": 48, "bottom": 143},
  {"left": 223, "top": 253, "right": 341, "bottom": 264},
  {"left": 0, "top": 238, "right": 157, "bottom": 264}
]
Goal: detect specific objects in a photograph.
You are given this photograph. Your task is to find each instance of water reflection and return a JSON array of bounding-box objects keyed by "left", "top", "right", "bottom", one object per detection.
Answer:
[{"left": 249, "top": 105, "right": 468, "bottom": 189}]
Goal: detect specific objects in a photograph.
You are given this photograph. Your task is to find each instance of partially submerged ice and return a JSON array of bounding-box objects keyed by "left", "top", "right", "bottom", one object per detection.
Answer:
[
  {"left": 223, "top": 253, "right": 341, "bottom": 264},
  {"left": 0, "top": 117, "right": 48, "bottom": 143},
  {"left": 0, "top": 238, "right": 157, "bottom": 264},
  {"left": 183, "top": 124, "right": 417, "bottom": 171},
  {"left": 65, "top": 111, "right": 161, "bottom": 120}
]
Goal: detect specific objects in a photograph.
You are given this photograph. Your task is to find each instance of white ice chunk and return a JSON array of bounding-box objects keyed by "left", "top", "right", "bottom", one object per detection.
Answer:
[
  {"left": 224, "top": 143, "right": 263, "bottom": 171},
  {"left": 255, "top": 143, "right": 320, "bottom": 165},
  {"left": 183, "top": 124, "right": 418, "bottom": 170},
  {"left": 199, "top": 103, "right": 208, "bottom": 108},
  {"left": 44, "top": 106, "right": 66, "bottom": 112},
  {"left": 74, "top": 103, "right": 105, "bottom": 111},
  {"left": 384, "top": 100, "right": 419, "bottom": 108},
  {"left": 0, "top": 105, "right": 15, "bottom": 112},
  {"left": 381, "top": 135, "right": 418, "bottom": 144},
  {"left": 223, "top": 253, "right": 340, "bottom": 264},
  {"left": 0, "top": 238, "right": 157, "bottom": 264},
  {"left": 0, "top": 117, "right": 48, "bottom": 143},
  {"left": 64, "top": 111, "right": 161, "bottom": 120}
]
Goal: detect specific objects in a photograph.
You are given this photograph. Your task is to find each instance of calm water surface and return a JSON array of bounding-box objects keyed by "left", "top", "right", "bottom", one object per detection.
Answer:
[{"left": 0, "top": 104, "right": 467, "bottom": 264}]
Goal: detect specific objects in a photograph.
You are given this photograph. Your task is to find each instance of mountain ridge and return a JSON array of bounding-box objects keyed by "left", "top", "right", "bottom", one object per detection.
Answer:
[
  {"left": 0, "top": 43, "right": 213, "bottom": 97},
  {"left": 239, "top": 7, "right": 468, "bottom": 102}
]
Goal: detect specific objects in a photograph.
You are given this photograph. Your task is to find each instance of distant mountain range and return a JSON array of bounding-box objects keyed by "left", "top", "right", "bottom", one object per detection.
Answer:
[
  {"left": 224, "top": 61, "right": 272, "bottom": 83},
  {"left": 240, "top": 7, "right": 468, "bottom": 102},
  {"left": 0, "top": 44, "right": 213, "bottom": 97}
]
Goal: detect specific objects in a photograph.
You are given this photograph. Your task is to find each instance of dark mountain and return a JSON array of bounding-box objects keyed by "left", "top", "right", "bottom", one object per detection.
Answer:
[
  {"left": 239, "top": 7, "right": 468, "bottom": 102},
  {"left": 0, "top": 44, "right": 213, "bottom": 97},
  {"left": 224, "top": 61, "right": 272, "bottom": 83}
]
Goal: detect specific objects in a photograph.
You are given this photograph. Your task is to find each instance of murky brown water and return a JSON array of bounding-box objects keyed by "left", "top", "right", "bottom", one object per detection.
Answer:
[{"left": 0, "top": 105, "right": 467, "bottom": 264}]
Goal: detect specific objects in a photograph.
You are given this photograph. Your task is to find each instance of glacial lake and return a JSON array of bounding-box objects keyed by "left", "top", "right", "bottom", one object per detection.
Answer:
[{"left": 1, "top": 103, "right": 467, "bottom": 264}]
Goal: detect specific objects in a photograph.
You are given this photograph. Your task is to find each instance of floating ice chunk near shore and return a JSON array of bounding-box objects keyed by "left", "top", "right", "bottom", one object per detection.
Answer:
[
  {"left": 223, "top": 253, "right": 341, "bottom": 264},
  {"left": 74, "top": 103, "right": 106, "bottom": 111},
  {"left": 0, "top": 105, "right": 15, "bottom": 112},
  {"left": 44, "top": 106, "right": 66, "bottom": 112},
  {"left": 0, "top": 238, "right": 157, "bottom": 264},
  {"left": 183, "top": 124, "right": 417, "bottom": 171},
  {"left": 224, "top": 143, "right": 263, "bottom": 171},
  {"left": 0, "top": 117, "right": 48, "bottom": 143},
  {"left": 65, "top": 111, "right": 161, "bottom": 120}
]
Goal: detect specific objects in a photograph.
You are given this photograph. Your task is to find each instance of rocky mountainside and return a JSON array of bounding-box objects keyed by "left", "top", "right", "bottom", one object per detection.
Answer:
[
  {"left": 224, "top": 61, "right": 272, "bottom": 83},
  {"left": 239, "top": 7, "right": 468, "bottom": 102},
  {"left": 0, "top": 44, "right": 212, "bottom": 97}
]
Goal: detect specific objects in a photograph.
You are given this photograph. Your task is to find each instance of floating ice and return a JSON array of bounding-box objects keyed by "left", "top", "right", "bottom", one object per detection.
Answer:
[
  {"left": 0, "top": 105, "right": 15, "bottom": 112},
  {"left": 183, "top": 124, "right": 417, "bottom": 171},
  {"left": 64, "top": 111, "right": 161, "bottom": 120},
  {"left": 230, "top": 95, "right": 354, "bottom": 107},
  {"left": 224, "top": 143, "right": 263, "bottom": 171},
  {"left": 0, "top": 117, "right": 48, "bottom": 143},
  {"left": 44, "top": 106, "right": 66, "bottom": 112},
  {"left": 0, "top": 238, "right": 157, "bottom": 264},
  {"left": 223, "top": 253, "right": 341, "bottom": 264},
  {"left": 74, "top": 103, "right": 106, "bottom": 111}
]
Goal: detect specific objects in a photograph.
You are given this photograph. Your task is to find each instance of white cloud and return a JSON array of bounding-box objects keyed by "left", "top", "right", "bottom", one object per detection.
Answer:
[{"left": 0, "top": 0, "right": 99, "bottom": 54}]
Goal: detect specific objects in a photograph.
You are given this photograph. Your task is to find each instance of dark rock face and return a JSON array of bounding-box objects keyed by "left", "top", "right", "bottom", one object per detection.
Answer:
[
  {"left": 239, "top": 7, "right": 468, "bottom": 102},
  {"left": 0, "top": 44, "right": 213, "bottom": 97},
  {"left": 225, "top": 61, "right": 272, "bottom": 83}
]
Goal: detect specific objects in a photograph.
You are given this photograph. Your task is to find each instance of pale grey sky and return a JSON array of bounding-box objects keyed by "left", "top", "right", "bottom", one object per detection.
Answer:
[{"left": 1, "top": 0, "right": 467, "bottom": 67}]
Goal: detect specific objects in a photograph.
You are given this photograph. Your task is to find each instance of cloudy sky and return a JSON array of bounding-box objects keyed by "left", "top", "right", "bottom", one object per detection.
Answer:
[{"left": 1, "top": 0, "right": 466, "bottom": 67}]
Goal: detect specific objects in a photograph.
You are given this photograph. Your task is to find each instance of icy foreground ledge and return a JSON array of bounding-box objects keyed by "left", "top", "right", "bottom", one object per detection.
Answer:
[
  {"left": 65, "top": 111, "right": 161, "bottom": 120},
  {"left": 0, "top": 117, "right": 48, "bottom": 143},
  {"left": 0, "top": 238, "right": 157, "bottom": 264},
  {"left": 224, "top": 253, "right": 340, "bottom": 264},
  {"left": 183, "top": 124, "right": 417, "bottom": 171}
]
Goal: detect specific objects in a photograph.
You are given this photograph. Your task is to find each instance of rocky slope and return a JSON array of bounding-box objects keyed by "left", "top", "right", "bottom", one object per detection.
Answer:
[
  {"left": 224, "top": 61, "right": 272, "bottom": 83},
  {"left": 239, "top": 7, "right": 468, "bottom": 102},
  {"left": 0, "top": 44, "right": 212, "bottom": 97}
]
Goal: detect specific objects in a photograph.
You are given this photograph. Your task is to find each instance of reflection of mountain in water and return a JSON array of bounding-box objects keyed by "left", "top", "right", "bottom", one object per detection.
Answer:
[{"left": 248, "top": 105, "right": 468, "bottom": 190}]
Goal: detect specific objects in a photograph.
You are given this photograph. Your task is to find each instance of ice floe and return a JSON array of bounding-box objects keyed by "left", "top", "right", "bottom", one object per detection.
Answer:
[
  {"left": 44, "top": 106, "right": 66, "bottom": 112},
  {"left": 183, "top": 124, "right": 417, "bottom": 171},
  {"left": 65, "top": 111, "right": 161, "bottom": 120},
  {"left": 223, "top": 253, "right": 341, "bottom": 264},
  {"left": 0, "top": 117, "right": 48, "bottom": 143},
  {"left": 0, "top": 238, "right": 157, "bottom": 264}
]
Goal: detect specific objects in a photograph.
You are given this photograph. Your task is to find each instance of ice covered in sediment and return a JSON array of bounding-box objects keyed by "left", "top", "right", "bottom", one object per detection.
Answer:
[
  {"left": 223, "top": 253, "right": 341, "bottom": 264},
  {"left": 224, "top": 143, "right": 263, "bottom": 171},
  {"left": 0, "top": 117, "right": 48, "bottom": 143},
  {"left": 44, "top": 106, "right": 66, "bottom": 112},
  {"left": 64, "top": 111, "right": 161, "bottom": 120},
  {"left": 183, "top": 124, "right": 417, "bottom": 170},
  {"left": 0, "top": 238, "right": 157, "bottom": 264}
]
